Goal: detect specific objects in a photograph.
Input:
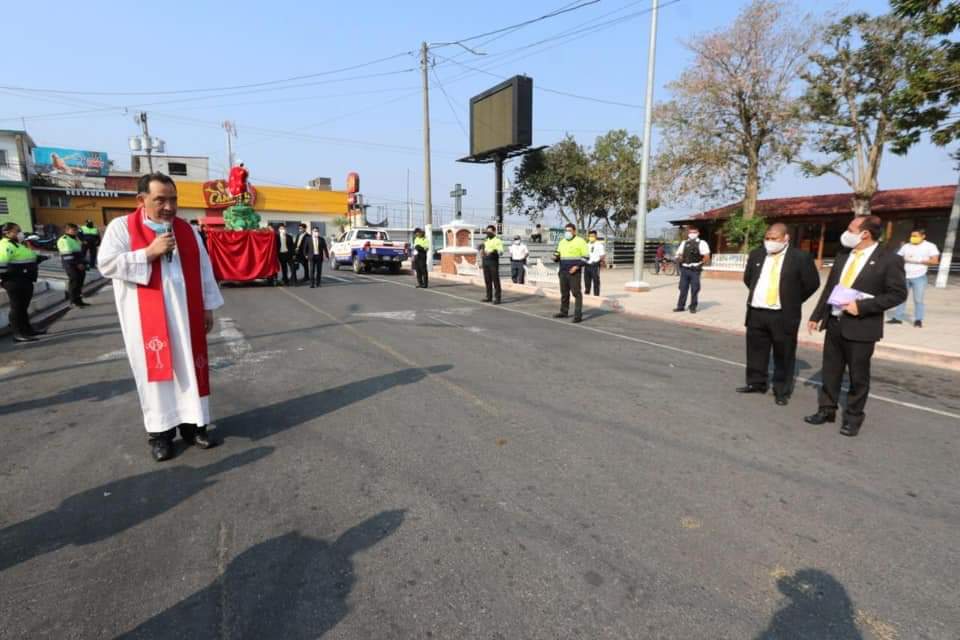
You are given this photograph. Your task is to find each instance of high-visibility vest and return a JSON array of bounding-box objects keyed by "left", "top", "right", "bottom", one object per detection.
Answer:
[
  {"left": 0, "top": 237, "right": 39, "bottom": 282},
  {"left": 556, "top": 236, "right": 589, "bottom": 268},
  {"left": 483, "top": 236, "right": 504, "bottom": 259},
  {"left": 80, "top": 225, "right": 100, "bottom": 236},
  {"left": 413, "top": 236, "right": 429, "bottom": 252},
  {"left": 58, "top": 234, "right": 84, "bottom": 263}
]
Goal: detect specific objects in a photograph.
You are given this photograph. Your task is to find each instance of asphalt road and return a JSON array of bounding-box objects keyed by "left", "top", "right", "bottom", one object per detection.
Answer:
[{"left": 1, "top": 270, "right": 958, "bottom": 639}]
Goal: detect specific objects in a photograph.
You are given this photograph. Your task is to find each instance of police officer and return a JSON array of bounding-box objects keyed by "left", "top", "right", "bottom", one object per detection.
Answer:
[
  {"left": 58, "top": 223, "right": 90, "bottom": 308},
  {"left": 0, "top": 222, "right": 47, "bottom": 343},
  {"left": 412, "top": 228, "right": 429, "bottom": 288},
  {"left": 554, "top": 222, "right": 589, "bottom": 323},
  {"left": 674, "top": 226, "right": 711, "bottom": 314},
  {"left": 479, "top": 224, "right": 503, "bottom": 304},
  {"left": 80, "top": 219, "right": 101, "bottom": 268}
]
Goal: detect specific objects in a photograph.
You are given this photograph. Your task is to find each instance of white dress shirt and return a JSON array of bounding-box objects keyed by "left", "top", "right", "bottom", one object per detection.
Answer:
[
  {"left": 588, "top": 241, "right": 606, "bottom": 264},
  {"left": 675, "top": 239, "right": 711, "bottom": 267},
  {"left": 831, "top": 242, "right": 879, "bottom": 316},
  {"left": 750, "top": 248, "right": 787, "bottom": 310},
  {"left": 509, "top": 243, "right": 529, "bottom": 260},
  {"left": 279, "top": 232, "right": 289, "bottom": 252}
]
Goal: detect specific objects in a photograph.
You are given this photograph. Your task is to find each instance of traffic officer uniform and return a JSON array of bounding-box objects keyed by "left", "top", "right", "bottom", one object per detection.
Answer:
[
  {"left": 555, "top": 234, "right": 590, "bottom": 322},
  {"left": 0, "top": 235, "right": 44, "bottom": 342},
  {"left": 57, "top": 232, "right": 89, "bottom": 307},
  {"left": 80, "top": 222, "right": 101, "bottom": 267},
  {"left": 413, "top": 234, "right": 430, "bottom": 288},
  {"left": 481, "top": 233, "right": 504, "bottom": 303}
]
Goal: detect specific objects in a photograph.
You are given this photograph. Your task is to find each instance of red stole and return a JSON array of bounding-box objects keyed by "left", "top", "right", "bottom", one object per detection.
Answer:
[{"left": 127, "top": 210, "right": 210, "bottom": 397}]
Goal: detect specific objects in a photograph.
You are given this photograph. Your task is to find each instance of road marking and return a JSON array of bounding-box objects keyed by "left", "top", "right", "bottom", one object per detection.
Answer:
[
  {"left": 96, "top": 350, "right": 127, "bottom": 361},
  {"left": 210, "top": 317, "right": 283, "bottom": 371},
  {"left": 354, "top": 310, "right": 417, "bottom": 321},
  {"left": 0, "top": 359, "right": 26, "bottom": 376},
  {"left": 324, "top": 274, "right": 353, "bottom": 283},
  {"left": 344, "top": 272, "right": 960, "bottom": 421},
  {"left": 278, "top": 287, "right": 496, "bottom": 416}
]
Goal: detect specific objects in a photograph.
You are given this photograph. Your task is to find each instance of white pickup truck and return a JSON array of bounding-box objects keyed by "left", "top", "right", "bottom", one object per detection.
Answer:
[{"left": 330, "top": 228, "right": 410, "bottom": 274}]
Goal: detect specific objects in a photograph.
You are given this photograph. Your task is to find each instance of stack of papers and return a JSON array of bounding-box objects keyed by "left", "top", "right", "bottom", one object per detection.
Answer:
[{"left": 827, "top": 285, "right": 874, "bottom": 310}]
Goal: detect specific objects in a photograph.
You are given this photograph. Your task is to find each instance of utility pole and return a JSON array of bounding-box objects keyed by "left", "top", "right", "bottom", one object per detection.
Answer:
[
  {"left": 223, "top": 120, "right": 237, "bottom": 174},
  {"left": 421, "top": 41, "right": 434, "bottom": 271},
  {"left": 627, "top": 0, "right": 659, "bottom": 293},
  {"left": 135, "top": 112, "right": 154, "bottom": 172},
  {"left": 936, "top": 171, "right": 959, "bottom": 288}
]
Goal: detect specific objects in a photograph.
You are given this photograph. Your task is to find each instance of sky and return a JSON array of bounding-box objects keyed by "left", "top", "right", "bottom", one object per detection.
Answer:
[{"left": 2, "top": 0, "right": 955, "bottom": 234}]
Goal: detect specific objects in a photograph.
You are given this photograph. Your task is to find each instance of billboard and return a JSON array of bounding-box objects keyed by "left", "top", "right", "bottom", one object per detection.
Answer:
[
  {"left": 469, "top": 76, "right": 533, "bottom": 159},
  {"left": 33, "top": 147, "right": 109, "bottom": 177}
]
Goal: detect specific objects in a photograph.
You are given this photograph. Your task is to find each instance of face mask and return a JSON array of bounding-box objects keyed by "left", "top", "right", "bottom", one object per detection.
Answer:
[
  {"left": 563, "top": 231, "right": 573, "bottom": 241},
  {"left": 688, "top": 233, "right": 699, "bottom": 240},
  {"left": 764, "top": 240, "right": 787, "bottom": 254},
  {"left": 589, "top": 237, "right": 597, "bottom": 243},
  {"left": 910, "top": 235, "right": 922, "bottom": 245},
  {"left": 312, "top": 231, "right": 319, "bottom": 237},
  {"left": 514, "top": 240, "right": 520, "bottom": 245},
  {"left": 840, "top": 230, "right": 863, "bottom": 249},
  {"left": 144, "top": 219, "right": 168, "bottom": 234}
]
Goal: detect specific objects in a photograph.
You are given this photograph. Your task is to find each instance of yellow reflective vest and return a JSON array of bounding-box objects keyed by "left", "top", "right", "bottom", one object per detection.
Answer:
[{"left": 0, "top": 237, "right": 40, "bottom": 282}]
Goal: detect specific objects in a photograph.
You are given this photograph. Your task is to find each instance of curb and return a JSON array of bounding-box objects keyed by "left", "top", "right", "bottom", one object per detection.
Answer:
[
  {"left": 430, "top": 272, "right": 960, "bottom": 372},
  {"left": 0, "top": 276, "right": 110, "bottom": 338}
]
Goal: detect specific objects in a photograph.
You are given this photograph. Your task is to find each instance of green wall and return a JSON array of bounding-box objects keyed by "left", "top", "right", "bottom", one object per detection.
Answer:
[{"left": 0, "top": 184, "right": 32, "bottom": 232}]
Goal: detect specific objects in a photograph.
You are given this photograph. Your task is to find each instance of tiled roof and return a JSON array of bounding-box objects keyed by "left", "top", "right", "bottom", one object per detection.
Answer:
[{"left": 673, "top": 185, "right": 956, "bottom": 223}]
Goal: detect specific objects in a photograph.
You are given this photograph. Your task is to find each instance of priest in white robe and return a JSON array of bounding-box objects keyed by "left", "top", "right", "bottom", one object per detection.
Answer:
[{"left": 99, "top": 172, "right": 224, "bottom": 462}]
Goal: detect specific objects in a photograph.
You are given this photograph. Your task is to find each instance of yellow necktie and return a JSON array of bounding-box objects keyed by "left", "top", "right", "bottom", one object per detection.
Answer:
[
  {"left": 840, "top": 250, "right": 864, "bottom": 288},
  {"left": 765, "top": 254, "right": 783, "bottom": 306}
]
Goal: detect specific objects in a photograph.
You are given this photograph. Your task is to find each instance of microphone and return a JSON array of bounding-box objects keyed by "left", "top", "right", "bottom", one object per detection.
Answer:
[{"left": 162, "top": 223, "right": 176, "bottom": 262}]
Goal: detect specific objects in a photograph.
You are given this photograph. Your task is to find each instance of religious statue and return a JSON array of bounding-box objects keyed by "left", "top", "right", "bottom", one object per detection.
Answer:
[
  {"left": 228, "top": 162, "right": 250, "bottom": 203},
  {"left": 224, "top": 203, "right": 261, "bottom": 231}
]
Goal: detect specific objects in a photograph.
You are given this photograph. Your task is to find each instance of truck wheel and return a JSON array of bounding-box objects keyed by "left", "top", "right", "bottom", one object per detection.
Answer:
[
  {"left": 352, "top": 255, "right": 362, "bottom": 273},
  {"left": 331, "top": 255, "right": 339, "bottom": 271},
  {"left": 388, "top": 263, "right": 401, "bottom": 275}
]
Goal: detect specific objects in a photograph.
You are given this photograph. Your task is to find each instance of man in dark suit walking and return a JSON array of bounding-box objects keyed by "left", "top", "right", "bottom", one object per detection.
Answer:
[
  {"left": 293, "top": 223, "right": 309, "bottom": 285},
  {"left": 303, "top": 228, "right": 329, "bottom": 288},
  {"left": 738, "top": 223, "right": 820, "bottom": 405},
  {"left": 274, "top": 224, "right": 297, "bottom": 286},
  {"left": 805, "top": 215, "right": 907, "bottom": 437}
]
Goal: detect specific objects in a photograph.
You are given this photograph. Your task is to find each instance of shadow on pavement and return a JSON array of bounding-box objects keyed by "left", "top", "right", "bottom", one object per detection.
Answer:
[
  {"left": 225, "top": 365, "right": 453, "bottom": 442},
  {"left": 0, "top": 378, "right": 135, "bottom": 417},
  {"left": 754, "top": 569, "right": 863, "bottom": 639},
  {"left": 114, "top": 510, "right": 405, "bottom": 639},
  {"left": 0, "top": 447, "right": 273, "bottom": 573}
]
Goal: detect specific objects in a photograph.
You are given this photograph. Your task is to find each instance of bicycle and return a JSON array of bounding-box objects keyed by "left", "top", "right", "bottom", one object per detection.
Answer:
[{"left": 655, "top": 258, "right": 677, "bottom": 276}]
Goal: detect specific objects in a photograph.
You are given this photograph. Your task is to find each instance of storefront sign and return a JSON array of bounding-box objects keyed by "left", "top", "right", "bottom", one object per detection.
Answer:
[
  {"left": 65, "top": 188, "right": 121, "bottom": 198},
  {"left": 202, "top": 179, "right": 257, "bottom": 209},
  {"left": 33, "top": 147, "right": 109, "bottom": 177}
]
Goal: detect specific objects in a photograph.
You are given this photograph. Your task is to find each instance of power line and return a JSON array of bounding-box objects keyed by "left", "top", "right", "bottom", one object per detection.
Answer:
[
  {"left": 431, "top": 67, "right": 469, "bottom": 137},
  {"left": 0, "top": 52, "right": 415, "bottom": 97},
  {"left": 436, "top": 0, "right": 601, "bottom": 46}
]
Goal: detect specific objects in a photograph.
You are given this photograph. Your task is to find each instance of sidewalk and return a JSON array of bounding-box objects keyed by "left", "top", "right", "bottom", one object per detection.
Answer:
[{"left": 433, "top": 265, "right": 960, "bottom": 371}]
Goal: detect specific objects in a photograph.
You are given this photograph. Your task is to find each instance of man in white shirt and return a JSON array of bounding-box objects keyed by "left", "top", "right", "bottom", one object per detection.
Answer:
[
  {"left": 509, "top": 236, "right": 529, "bottom": 284},
  {"left": 673, "top": 226, "right": 711, "bottom": 313},
  {"left": 584, "top": 230, "right": 606, "bottom": 296},
  {"left": 888, "top": 228, "right": 939, "bottom": 328}
]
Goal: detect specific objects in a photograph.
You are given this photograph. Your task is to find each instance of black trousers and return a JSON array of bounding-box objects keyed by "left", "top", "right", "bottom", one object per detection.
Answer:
[
  {"left": 84, "top": 242, "right": 98, "bottom": 268},
  {"left": 511, "top": 260, "right": 526, "bottom": 284},
  {"left": 818, "top": 317, "right": 876, "bottom": 427},
  {"left": 295, "top": 256, "right": 308, "bottom": 282},
  {"left": 483, "top": 259, "right": 501, "bottom": 301},
  {"left": 278, "top": 252, "right": 295, "bottom": 283},
  {"left": 309, "top": 256, "right": 324, "bottom": 286},
  {"left": 677, "top": 267, "right": 702, "bottom": 309},
  {"left": 558, "top": 267, "right": 583, "bottom": 318},
  {"left": 745, "top": 309, "right": 797, "bottom": 396},
  {"left": 65, "top": 263, "right": 86, "bottom": 304},
  {"left": 415, "top": 253, "right": 429, "bottom": 287},
  {"left": 584, "top": 263, "right": 601, "bottom": 295},
  {"left": 2, "top": 279, "right": 34, "bottom": 337}
]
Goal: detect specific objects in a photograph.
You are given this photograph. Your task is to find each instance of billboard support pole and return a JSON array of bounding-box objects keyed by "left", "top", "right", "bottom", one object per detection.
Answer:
[
  {"left": 421, "top": 41, "right": 434, "bottom": 271},
  {"left": 495, "top": 155, "right": 504, "bottom": 235},
  {"left": 136, "top": 112, "right": 154, "bottom": 173},
  {"left": 627, "top": 0, "right": 658, "bottom": 293}
]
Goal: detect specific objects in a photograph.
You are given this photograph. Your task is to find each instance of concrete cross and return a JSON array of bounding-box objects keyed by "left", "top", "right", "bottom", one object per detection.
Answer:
[{"left": 449, "top": 183, "right": 467, "bottom": 219}]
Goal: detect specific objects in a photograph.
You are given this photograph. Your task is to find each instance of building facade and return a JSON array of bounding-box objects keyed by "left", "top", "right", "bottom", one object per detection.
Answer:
[
  {"left": 671, "top": 186, "right": 958, "bottom": 266},
  {"left": 131, "top": 154, "right": 209, "bottom": 181},
  {"left": 0, "top": 130, "right": 36, "bottom": 232}
]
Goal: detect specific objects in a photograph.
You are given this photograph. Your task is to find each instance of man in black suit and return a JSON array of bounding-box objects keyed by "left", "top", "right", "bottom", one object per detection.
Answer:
[
  {"left": 293, "top": 223, "right": 309, "bottom": 285},
  {"left": 804, "top": 215, "right": 907, "bottom": 437},
  {"left": 274, "top": 224, "right": 296, "bottom": 286},
  {"left": 303, "top": 228, "right": 329, "bottom": 288},
  {"left": 738, "top": 223, "right": 820, "bottom": 405}
]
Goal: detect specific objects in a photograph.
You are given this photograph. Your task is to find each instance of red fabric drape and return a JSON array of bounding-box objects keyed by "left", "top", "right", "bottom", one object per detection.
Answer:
[{"left": 205, "top": 229, "right": 278, "bottom": 282}]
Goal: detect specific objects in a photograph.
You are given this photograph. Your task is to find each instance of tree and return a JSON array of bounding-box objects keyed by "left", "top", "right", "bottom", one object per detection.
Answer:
[
  {"left": 799, "top": 13, "right": 935, "bottom": 215},
  {"left": 507, "top": 130, "right": 648, "bottom": 234},
  {"left": 722, "top": 210, "right": 769, "bottom": 252},
  {"left": 889, "top": 0, "right": 960, "bottom": 150},
  {"left": 654, "top": 0, "right": 814, "bottom": 220}
]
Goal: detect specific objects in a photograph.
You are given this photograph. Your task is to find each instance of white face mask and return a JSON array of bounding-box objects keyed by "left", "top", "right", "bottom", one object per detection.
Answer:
[
  {"left": 563, "top": 231, "right": 573, "bottom": 240},
  {"left": 514, "top": 240, "right": 520, "bottom": 245},
  {"left": 688, "top": 233, "right": 699, "bottom": 241},
  {"left": 764, "top": 239, "right": 787, "bottom": 254},
  {"left": 840, "top": 230, "right": 863, "bottom": 249}
]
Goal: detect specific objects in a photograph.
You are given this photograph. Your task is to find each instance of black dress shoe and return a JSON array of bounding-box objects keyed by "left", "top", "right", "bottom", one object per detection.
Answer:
[
  {"left": 804, "top": 410, "right": 837, "bottom": 425},
  {"left": 493, "top": 299, "right": 501, "bottom": 305},
  {"left": 886, "top": 318, "right": 903, "bottom": 324},
  {"left": 76, "top": 301, "right": 91, "bottom": 307},
  {"left": 914, "top": 320, "right": 923, "bottom": 328},
  {"left": 839, "top": 423, "right": 861, "bottom": 437},
  {"left": 775, "top": 394, "right": 789, "bottom": 406},
  {"left": 482, "top": 298, "right": 492, "bottom": 303},
  {"left": 29, "top": 328, "right": 48, "bottom": 336},
  {"left": 736, "top": 384, "right": 768, "bottom": 394},
  {"left": 553, "top": 312, "right": 569, "bottom": 318},
  {"left": 689, "top": 306, "right": 698, "bottom": 314},
  {"left": 673, "top": 307, "right": 685, "bottom": 312},
  {"left": 191, "top": 426, "right": 217, "bottom": 449},
  {"left": 149, "top": 438, "right": 174, "bottom": 462},
  {"left": 13, "top": 334, "right": 38, "bottom": 343},
  {"left": 572, "top": 317, "right": 583, "bottom": 324}
]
